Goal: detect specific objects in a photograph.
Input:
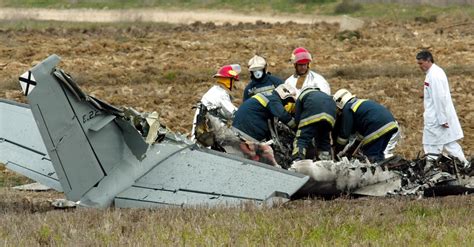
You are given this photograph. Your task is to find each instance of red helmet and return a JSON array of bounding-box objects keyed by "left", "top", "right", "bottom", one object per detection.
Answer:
[
  {"left": 213, "top": 64, "right": 241, "bottom": 81},
  {"left": 290, "top": 47, "right": 312, "bottom": 64}
]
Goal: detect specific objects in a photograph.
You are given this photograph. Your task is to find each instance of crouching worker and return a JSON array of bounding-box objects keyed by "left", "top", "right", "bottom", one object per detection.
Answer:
[
  {"left": 333, "top": 89, "right": 399, "bottom": 163},
  {"left": 292, "top": 87, "right": 337, "bottom": 161},
  {"left": 191, "top": 64, "right": 241, "bottom": 148},
  {"left": 232, "top": 84, "right": 298, "bottom": 166}
]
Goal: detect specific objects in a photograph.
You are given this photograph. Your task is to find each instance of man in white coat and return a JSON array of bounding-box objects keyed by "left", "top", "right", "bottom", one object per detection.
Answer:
[
  {"left": 416, "top": 50, "right": 469, "bottom": 167},
  {"left": 285, "top": 47, "right": 330, "bottom": 96}
]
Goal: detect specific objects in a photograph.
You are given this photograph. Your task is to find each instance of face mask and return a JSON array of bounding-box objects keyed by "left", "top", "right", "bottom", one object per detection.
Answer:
[{"left": 253, "top": 70, "right": 264, "bottom": 79}]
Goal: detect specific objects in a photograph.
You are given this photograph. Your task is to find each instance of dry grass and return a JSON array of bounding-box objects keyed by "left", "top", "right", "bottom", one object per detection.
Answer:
[
  {"left": 1, "top": 12, "right": 473, "bottom": 246},
  {"left": 0, "top": 188, "right": 472, "bottom": 245}
]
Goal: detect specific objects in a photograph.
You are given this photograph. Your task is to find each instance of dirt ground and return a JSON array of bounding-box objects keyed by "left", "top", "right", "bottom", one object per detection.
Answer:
[{"left": 0, "top": 11, "right": 473, "bottom": 159}]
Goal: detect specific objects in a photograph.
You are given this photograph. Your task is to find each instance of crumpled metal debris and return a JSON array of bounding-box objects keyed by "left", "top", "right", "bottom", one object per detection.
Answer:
[
  {"left": 122, "top": 107, "right": 168, "bottom": 144},
  {"left": 381, "top": 154, "right": 473, "bottom": 197},
  {"left": 51, "top": 199, "right": 77, "bottom": 209}
]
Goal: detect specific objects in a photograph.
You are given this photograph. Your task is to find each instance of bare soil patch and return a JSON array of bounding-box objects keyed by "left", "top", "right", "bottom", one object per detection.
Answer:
[
  {"left": 0, "top": 12, "right": 472, "bottom": 159},
  {"left": 0, "top": 7, "right": 343, "bottom": 24}
]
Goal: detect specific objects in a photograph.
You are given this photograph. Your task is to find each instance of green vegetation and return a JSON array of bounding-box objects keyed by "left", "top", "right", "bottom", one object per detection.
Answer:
[
  {"left": 0, "top": 192, "right": 472, "bottom": 245},
  {"left": 0, "top": 0, "right": 337, "bottom": 14},
  {"left": 2, "top": 0, "right": 474, "bottom": 19}
]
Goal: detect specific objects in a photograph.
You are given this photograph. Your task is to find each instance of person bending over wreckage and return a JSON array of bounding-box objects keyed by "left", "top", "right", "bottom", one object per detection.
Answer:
[
  {"left": 191, "top": 64, "right": 288, "bottom": 167},
  {"left": 333, "top": 89, "right": 400, "bottom": 163},
  {"left": 292, "top": 86, "right": 337, "bottom": 162},
  {"left": 232, "top": 84, "right": 298, "bottom": 167}
]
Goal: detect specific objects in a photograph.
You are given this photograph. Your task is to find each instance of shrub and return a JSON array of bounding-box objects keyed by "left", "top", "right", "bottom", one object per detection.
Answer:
[{"left": 334, "top": 0, "right": 362, "bottom": 14}]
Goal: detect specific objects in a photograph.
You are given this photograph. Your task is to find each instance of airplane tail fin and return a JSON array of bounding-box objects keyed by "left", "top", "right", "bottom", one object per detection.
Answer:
[{"left": 21, "top": 55, "right": 143, "bottom": 201}]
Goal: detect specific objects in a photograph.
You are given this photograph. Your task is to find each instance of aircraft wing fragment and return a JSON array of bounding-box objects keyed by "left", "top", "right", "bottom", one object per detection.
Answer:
[
  {"left": 115, "top": 147, "right": 308, "bottom": 207},
  {"left": 0, "top": 99, "right": 62, "bottom": 191}
]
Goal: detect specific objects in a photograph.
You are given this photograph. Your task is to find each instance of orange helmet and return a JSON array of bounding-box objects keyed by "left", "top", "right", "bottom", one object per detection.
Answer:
[
  {"left": 290, "top": 47, "right": 312, "bottom": 64},
  {"left": 213, "top": 64, "right": 241, "bottom": 81}
]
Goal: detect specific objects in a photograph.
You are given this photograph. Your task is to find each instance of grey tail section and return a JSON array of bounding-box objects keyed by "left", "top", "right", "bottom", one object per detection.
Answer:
[{"left": 24, "top": 54, "right": 138, "bottom": 201}]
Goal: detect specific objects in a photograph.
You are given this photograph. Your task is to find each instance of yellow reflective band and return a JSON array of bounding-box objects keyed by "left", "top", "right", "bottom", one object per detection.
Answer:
[
  {"left": 252, "top": 94, "right": 269, "bottom": 107},
  {"left": 298, "top": 88, "right": 319, "bottom": 100},
  {"left": 298, "top": 113, "right": 335, "bottom": 128},
  {"left": 254, "top": 85, "right": 275, "bottom": 94},
  {"left": 295, "top": 129, "right": 302, "bottom": 137},
  {"left": 287, "top": 118, "right": 296, "bottom": 129},
  {"left": 292, "top": 147, "right": 306, "bottom": 156},
  {"left": 362, "top": 121, "right": 399, "bottom": 145},
  {"left": 337, "top": 137, "right": 348, "bottom": 145},
  {"left": 351, "top": 99, "right": 367, "bottom": 113},
  {"left": 292, "top": 137, "right": 299, "bottom": 155}
]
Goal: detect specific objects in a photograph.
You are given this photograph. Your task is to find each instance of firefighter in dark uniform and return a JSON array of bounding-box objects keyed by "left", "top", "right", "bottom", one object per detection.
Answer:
[
  {"left": 292, "top": 87, "right": 337, "bottom": 161},
  {"left": 233, "top": 84, "right": 297, "bottom": 142},
  {"left": 243, "top": 55, "right": 284, "bottom": 102},
  {"left": 333, "top": 89, "right": 399, "bottom": 162}
]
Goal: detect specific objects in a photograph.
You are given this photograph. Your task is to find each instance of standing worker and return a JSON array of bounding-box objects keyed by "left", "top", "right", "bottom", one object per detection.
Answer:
[
  {"left": 285, "top": 47, "right": 330, "bottom": 96},
  {"left": 243, "top": 55, "right": 284, "bottom": 101},
  {"left": 333, "top": 89, "right": 399, "bottom": 163},
  {"left": 416, "top": 50, "right": 469, "bottom": 167}
]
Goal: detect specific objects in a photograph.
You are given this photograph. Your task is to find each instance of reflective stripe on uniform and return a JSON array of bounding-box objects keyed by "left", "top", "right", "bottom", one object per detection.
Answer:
[
  {"left": 287, "top": 118, "right": 296, "bottom": 129},
  {"left": 252, "top": 94, "right": 269, "bottom": 107},
  {"left": 351, "top": 99, "right": 367, "bottom": 112},
  {"left": 336, "top": 136, "right": 348, "bottom": 145},
  {"left": 253, "top": 85, "right": 275, "bottom": 95},
  {"left": 361, "top": 121, "right": 398, "bottom": 145},
  {"left": 298, "top": 113, "right": 335, "bottom": 128},
  {"left": 298, "top": 88, "right": 320, "bottom": 101},
  {"left": 292, "top": 130, "right": 301, "bottom": 155},
  {"left": 292, "top": 146, "right": 306, "bottom": 156}
]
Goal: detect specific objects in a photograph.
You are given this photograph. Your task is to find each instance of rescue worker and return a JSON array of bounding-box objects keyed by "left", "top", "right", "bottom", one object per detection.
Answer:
[
  {"left": 191, "top": 64, "right": 241, "bottom": 145},
  {"left": 333, "top": 89, "right": 399, "bottom": 163},
  {"left": 232, "top": 84, "right": 297, "bottom": 142},
  {"left": 243, "top": 55, "right": 283, "bottom": 101},
  {"left": 285, "top": 47, "right": 330, "bottom": 96},
  {"left": 416, "top": 50, "right": 469, "bottom": 167},
  {"left": 292, "top": 87, "right": 337, "bottom": 161}
]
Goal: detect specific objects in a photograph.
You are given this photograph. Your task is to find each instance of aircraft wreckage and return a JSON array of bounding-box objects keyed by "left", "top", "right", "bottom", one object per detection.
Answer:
[{"left": 0, "top": 55, "right": 473, "bottom": 208}]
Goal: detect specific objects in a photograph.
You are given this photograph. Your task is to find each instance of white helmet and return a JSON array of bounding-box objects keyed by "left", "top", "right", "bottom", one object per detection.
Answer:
[
  {"left": 275, "top": 84, "right": 297, "bottom": 101},
  {"left": 333, "top": 88, "right": 355, "bottom": 109},
  {"left": 248, "top": 55, "right": 267, "bottom": 72}
]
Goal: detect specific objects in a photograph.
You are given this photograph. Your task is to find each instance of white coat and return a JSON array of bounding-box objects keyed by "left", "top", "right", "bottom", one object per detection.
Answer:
[
  {"left": 422, "top": 63, "right": 464, "bottom": 145},
  {"left": 191, "top": 85, "right": 236, "bottom": 140},
  {"left": 284, "top": 70, "right": 330, "bottom": 97}
]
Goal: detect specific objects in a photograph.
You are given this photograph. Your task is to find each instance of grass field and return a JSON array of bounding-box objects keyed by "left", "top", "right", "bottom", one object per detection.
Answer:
[
  {"left": 0, "top": 188, "right": 473, "bottom": 245},
  {"left": 2, "top": 0, "right": 474, "bottom": 19},
  {"left": 0, "top": 1, "right": 473, "bottom": 246}
]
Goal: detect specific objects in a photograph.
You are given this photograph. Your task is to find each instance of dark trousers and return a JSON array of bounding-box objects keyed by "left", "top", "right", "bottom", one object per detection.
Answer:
[
  {"left": 361, "top": 129, "right": 397, "bottom": 162},
  {"left": 296, "top": 121, "right": 332, "bottom": 159}
]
